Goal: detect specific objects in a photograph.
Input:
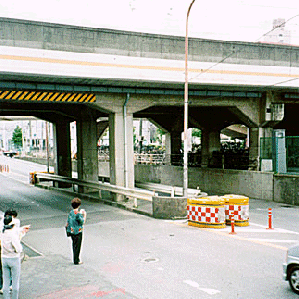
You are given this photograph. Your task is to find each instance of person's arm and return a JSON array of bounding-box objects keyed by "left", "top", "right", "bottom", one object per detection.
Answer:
[
  {"left": 81, "top": 209, "right": 87, "bottom": 224},
  {"left": 66, "top": 213, "right": 71, "bottom": 231},
  {"left": 75, "top": 213, "right": 84, "bottom": 225},
  {"left": 19, "top": 225, "right": 30, "bottom": 240}
]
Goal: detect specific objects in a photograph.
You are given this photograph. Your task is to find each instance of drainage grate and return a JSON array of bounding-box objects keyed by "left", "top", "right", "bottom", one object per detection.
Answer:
[
  {"left": 280, "top": 204, "right": 293, "bottom": 208},
  {"left": 141, "top": 258, "right": 159, "bottom": 263}
]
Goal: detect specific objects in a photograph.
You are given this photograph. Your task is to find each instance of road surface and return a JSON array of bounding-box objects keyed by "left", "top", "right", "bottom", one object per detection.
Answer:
[{"left": 0, "top": 155, "right": 298, "bottom": 298}]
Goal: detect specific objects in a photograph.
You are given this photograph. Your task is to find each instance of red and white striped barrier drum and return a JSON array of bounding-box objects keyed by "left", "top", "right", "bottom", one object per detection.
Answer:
[
  {"left": 0, "top": 165, "right": 9, "bottom": 173},
  {"left": 187, "top": 196, "right": 226, "bottom": 229},
  {"left": 221, "top": 194, "right": 249, "bottom": 227}
]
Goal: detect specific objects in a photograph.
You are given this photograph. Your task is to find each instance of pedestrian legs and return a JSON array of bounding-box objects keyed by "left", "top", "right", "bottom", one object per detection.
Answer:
[
  {"left": 0, "top": 255, "right": 3, "bottom": 291},
  {"left": 2, "top": 257, "right": 20, "bottom": 299},
  {"left": 71, "top": 232, "right": 82, "bottom": 264}
]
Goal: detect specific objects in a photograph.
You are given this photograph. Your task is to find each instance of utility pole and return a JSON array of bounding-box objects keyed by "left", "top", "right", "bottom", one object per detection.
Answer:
[{"left": 183, "top": 0, "right": 196, "bottom": 197}]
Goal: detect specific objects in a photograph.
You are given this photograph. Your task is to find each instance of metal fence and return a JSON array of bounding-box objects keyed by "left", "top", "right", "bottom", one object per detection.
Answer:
[
  {"left": 98, "top": 151, "right": 249, "bottom": 169},
  {"left": 134, "top": 153, "right": 165, "bottom": 165},
  {"left": 260, "top": 136, "right": 299, "bottom": 172},
  {"left": 286, "top": 137, "right": 299, "bottom": 169}
]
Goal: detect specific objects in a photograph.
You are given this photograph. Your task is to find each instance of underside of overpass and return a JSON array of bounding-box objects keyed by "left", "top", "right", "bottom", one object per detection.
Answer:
[
  {"left": 135, "top": 106, "right": 246, "bottom": 132},
  {"left": 0, "top": 88, "right": 110, "bottom": 189},
  {"left": 0, "top": 90, "right": 107, "bottom": 122},
  {"left": 0, "top": 82, "right": 297, "bottom": 183},
  {"left": 274, "top": 103, "right": 299, "bottom": 136}
]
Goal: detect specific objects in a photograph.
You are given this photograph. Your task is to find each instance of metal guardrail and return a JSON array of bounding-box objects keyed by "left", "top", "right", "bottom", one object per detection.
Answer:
[
  {"left": 134, "top": 153, "right": 165, "bottom": 165},
  {"left": 135, "top": 182, "right": 207, "bottom": 197},
  {"left": 34, "top": 173, "right": 155, "bottom": 202},
  {"left": 34, "top": 173, "right": 207, "bottom": 209}
]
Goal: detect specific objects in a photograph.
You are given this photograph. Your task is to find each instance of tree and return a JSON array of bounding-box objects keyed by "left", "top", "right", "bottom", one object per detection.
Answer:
[
  {"left": 12, "top": 126, "right": 23, "bottom": 149},
  {"left": 192, "top": 128, "right": 201, "bottom": 138},
  {"left": 155, "top": 127, "right": 165, "bottom": 144}
]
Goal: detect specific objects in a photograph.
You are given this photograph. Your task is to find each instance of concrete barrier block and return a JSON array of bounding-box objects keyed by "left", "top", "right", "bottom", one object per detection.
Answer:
[{"left": 152, "top": 196, "right": 187, "bottom": 219}]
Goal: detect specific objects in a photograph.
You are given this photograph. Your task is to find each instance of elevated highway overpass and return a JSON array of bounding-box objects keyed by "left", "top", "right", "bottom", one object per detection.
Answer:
[{"left": 0, "top": 17, "right": 299, "bottom": 201}]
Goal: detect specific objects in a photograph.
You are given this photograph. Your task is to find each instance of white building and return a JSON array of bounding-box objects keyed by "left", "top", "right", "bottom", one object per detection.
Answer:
[
  {"left": 263, "top": 18, "right": 291, "bottom": 44},
  {"left": 0, "top": 118, "right": 53, "bottom": 154}
]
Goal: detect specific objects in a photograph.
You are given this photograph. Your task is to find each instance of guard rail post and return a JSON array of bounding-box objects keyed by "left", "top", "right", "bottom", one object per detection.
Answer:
[
  {"left": 229, "top": 211, "right": 237, "bottom": 235},
  {"left": 266, "top": 208, "right": 274, "bottom": 230}
]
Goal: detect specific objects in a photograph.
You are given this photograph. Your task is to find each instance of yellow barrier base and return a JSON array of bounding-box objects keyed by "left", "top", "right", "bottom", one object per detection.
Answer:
[
  {"left": 188, "top": 220, "right": 226, "bottom": 229},
  {"left": 226, "top": 220, "right": 249, "bottom": 227}
]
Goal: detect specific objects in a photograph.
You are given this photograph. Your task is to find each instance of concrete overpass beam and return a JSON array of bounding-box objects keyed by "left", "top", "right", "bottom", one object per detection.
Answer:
[
  {"left": 230, "top": 100, "right": 260, "bottom": 127},
  {"left": 53, "top": 120, "right": 72, "bottom": 187},
  {"left": 260, "top": 91, "right": 284, "bottom": 127},
  {"left": 76, "top": 109, "right": 99, "bottom": 191},
  {"left": 248, "top": 127, "right": 261, "bottom": 171},
  {"left": 95, "top": 94, "right": 155, "bottom": 114},
  {"left": 164, "top": 132, "right": 171, "bottom": 165},
  {"left": 170, "top": 131, "right": 182, "bottom": 165},
  {"left": 248, "top": 127, "right": 274, "bottom": 171},
  {"left": 201, "top": 129, "right": 221, "bottom": 168},
  {"left": 109, "top": 111, "right": 134, "bottom": 201},
  {"left": 97, "top": 117, "right": 109, "bottom": 140}
]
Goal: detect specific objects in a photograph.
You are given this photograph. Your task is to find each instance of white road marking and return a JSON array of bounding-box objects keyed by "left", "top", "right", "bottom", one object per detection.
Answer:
[
  {"left": 169, "top": 220, "right": 299, "bottom": 249},
  {"left": 221, "top": 228, "right": 279, "bottom": 233},
  {"left": 183, "top": 280, "right": 221, "bottom": 295},
  {"left": 247, "top": 239, "right": 299, "bottom": 243},
  {"left": 0, "top": 171, "right": 33, "bottom": 185},
  {"left": 211, "top": 222, "right": 299, "bottom": 236},
  {"left": 165, "top": 219, "right": 187, "bottom": 224}
]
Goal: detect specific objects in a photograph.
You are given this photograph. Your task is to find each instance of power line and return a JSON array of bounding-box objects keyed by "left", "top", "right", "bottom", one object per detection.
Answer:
[
  {"left": 255, "top": 14, "right": 299, "bottom": 42},
  {"left": 189, "top": 14, "right": 299, "bottom": 83}
]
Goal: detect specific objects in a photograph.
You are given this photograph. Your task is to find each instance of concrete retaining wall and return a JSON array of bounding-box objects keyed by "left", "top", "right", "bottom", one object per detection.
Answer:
[
  {"left": 273, "top": 174, "right": 299, "bottom": 205},
  {"left": 95, "top": 163, "right": 275, "bottom": 202},
  {"left": 135, "top": 164, "right": 274, "bottom": 201}
]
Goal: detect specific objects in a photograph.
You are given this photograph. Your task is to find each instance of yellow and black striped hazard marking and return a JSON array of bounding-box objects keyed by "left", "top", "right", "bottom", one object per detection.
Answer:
[{"left": 0, "top": 90, "right": 96, "bottom": 103}]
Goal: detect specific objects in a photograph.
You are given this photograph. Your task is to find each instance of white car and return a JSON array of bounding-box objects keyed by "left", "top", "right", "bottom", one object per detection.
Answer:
[{"left": 283, "top": 244, "right": 299, "bottom": 294}]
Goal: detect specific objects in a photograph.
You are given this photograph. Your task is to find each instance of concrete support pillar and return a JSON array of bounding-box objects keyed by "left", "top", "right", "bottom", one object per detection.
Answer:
[
  {"left": 53, "top": 120, "right": 72, "bottom": 187},
  {"left": 249, "top": 127, "right": 275, "bottom": 171},
  {"left": 171, "top": 131, "right": 182, "bottom": 165},
  {"left": 248, "top": 127, "right": 260, "bottom": 171},
  {"left": 76, "top": 109, "right": 99, "bottom": 192},
  {"left": 262, "top": 127, "right": 273, "bottom": 138},
  {"left": 201, "top": 129, "right": 221, "bottom": 168},
  {"left": 164, "top": 132, "right": 171, "bottom": 165},
  {"left": 126, "top": 113, "right": 135, "bottom": 189},
  {"left": 209, "top": 131, "right": 221, "bottom": 152},
  {"left": 109, "top": 112, "right": 134, "bottom": 201},
  {"left": 201, "top": 130, "right": 209, "bottom": 168}
]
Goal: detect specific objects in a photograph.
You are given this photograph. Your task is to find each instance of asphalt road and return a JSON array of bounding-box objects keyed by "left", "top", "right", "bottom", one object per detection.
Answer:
[{"left": 0, "top": 155, "right": 299, "bottom": 298}]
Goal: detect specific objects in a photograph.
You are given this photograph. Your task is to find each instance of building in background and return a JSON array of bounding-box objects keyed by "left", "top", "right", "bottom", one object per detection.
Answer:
[
  {"left": 263, "top": 18, "right": 291, "bottom": 44},
  {"left": 0, "top": 119, "right": 53, "bottom": 156}
]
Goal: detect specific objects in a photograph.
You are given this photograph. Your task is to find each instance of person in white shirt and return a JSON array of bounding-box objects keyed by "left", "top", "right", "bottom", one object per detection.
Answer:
[{"left": 1, "top": 215, "right": 29, "bottom": 299}]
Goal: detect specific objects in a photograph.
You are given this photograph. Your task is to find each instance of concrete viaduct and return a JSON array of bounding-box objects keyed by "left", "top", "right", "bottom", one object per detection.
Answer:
[{"left": 1, "top": 17, "right": 299, "bottom": 202}]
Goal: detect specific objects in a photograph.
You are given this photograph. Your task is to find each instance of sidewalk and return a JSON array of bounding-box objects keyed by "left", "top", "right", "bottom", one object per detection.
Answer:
[
  {"left": 16, "top": 186, "right": 151, "bottom": 299},
  {"left": 20, "top": 254, "right": 137, "bottom": 299}
]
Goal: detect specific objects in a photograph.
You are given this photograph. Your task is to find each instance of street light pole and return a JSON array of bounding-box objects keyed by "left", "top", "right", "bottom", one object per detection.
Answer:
[
  {"left": 45, "top": 121, "right": 50, "bottom": 173},
  {"left": 183, "top": 0, "right": 196, "bottom": 198}
]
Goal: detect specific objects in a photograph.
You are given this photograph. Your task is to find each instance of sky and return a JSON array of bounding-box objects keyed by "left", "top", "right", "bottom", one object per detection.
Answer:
[{"left": 0, "top": 0, "right": 299, "bottom": 44}]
